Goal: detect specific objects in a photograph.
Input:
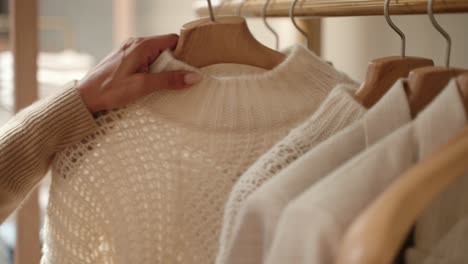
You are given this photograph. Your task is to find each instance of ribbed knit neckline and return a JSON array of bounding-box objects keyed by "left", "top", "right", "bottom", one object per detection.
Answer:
[{"left": 143, "top": 44, "right": 355, "bottom": 132}]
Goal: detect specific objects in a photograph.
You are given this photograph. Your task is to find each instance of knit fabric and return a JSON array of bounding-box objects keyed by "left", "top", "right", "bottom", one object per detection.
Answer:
[
  {"left": 220, "top": 80, "right": 411, "bottom": 264},
  {"left": 216, "top": 83, "right": 362, "bottom": 264},
  {"left": 266, "top": 80, "right": 466, "bottom": 264},
  {"left": 0, "top": 81, "right": 97, "bottom": 223},
  {"left": 43, "top": 45, "right": 352, "bottom": 264}
]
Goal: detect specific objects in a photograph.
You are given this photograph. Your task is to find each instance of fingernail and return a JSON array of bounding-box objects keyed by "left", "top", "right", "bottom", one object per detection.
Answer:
[{"left": 184, "top": 72, "right": 202, "bottom": 85}]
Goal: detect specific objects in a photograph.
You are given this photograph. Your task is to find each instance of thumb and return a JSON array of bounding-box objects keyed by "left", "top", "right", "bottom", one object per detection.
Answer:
[{"left": 141, "top": 71, "right": 202, "bottom": 91}]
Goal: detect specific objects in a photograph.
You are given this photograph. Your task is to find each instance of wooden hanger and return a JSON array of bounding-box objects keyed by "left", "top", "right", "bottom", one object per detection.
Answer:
[
  {"left": 356, "top": 57, "right": 433, "bottom": 108},
  {"left": 457, "top": 73, "right": 468, "bottom": 117},
  {"left": 355, "top": 0, "right": 433, "bottom": 109},
  {"left": 405, "top": 0, "right": 467, "bottom": 117},
  {"left": 335, "top": 125, "right": 468, "bottom": 264},
  {"left": 405, "top": 67, "right": 466, "bottom": 117},
  {"left": 336, "top": 5, "right": 468, "bottom": 260},
  {"left": 173, "top": 0, "right": 285, "bottom": 69}
]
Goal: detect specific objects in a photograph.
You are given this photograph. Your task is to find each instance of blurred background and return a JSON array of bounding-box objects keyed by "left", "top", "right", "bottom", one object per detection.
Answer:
[{"left": 0, "top": 0, "right": 467, "bottom": 263}]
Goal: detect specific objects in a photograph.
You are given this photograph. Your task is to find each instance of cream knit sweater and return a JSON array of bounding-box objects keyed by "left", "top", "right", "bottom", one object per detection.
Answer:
[{"left": 42, "top": 45, "right": 353, "bottom": 264}]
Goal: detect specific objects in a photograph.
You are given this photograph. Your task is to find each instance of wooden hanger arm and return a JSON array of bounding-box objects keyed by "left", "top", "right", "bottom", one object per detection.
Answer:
[
  {"left": 173, "top": 16, "right": 285, "bottom": 69},
  {"left": 355, "top": 57, "right": 433, "bottom": 109},
  {"left": 406, "top": 67, "right": 468, "bottom": 117},
  {"left": 335, "top": 126, "right": 468, "bottom": 264}
]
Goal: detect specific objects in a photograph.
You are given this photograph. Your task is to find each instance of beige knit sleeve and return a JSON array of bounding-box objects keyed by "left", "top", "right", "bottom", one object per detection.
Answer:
[{"left": 0, "top": 81, "right": 97, "bottom": 223}]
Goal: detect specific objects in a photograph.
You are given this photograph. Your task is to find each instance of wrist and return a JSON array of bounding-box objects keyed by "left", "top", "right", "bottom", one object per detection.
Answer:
[{"left": 76, "top": 79, "right": 103, "bottom": 113}]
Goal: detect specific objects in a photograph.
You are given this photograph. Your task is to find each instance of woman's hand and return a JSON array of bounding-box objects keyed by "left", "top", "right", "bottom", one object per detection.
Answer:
[{"left": 77, "top": 34, "right": 201, "bottom": 113}]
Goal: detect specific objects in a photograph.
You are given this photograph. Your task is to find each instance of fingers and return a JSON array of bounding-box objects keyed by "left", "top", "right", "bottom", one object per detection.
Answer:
[
  {"left": 135, "top": 71, "right": 202, "bottom": 94},
  {"left": 105, "top": 71, "right": 201, "bottom": 109},
  {"left": 140, "top": 34, "right": 179, "bottom": 53},
  {"left": 120, "top": 34, "right": 178, "bottom": 53},
  {"left": 96, "top": 71, "right": 196, "bottom": 111},
  {"left": 124, "top": 34, "right": 179, "bottom": 63},
  {"left": 115, "top": 35, "right": 179, "bottom": 77}
]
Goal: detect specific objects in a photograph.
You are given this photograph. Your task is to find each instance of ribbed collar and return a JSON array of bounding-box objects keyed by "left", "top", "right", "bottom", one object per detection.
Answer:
[
  {"left": 363, "top": 79, "right": 412, "bottom": 146},
  {"left": 415, "top": 79, "right": 467, "bottom": 159},
  {"left": 141, "top": 45, "right": 355, "bottom": 132}
]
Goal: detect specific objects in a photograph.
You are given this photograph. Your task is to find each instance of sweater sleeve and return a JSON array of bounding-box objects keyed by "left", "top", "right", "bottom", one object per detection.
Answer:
[{"left": 0, "top": 81, "right": 98, "bottom": 223}]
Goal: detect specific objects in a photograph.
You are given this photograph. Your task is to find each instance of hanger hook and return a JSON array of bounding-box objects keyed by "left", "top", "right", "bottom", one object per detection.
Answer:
[
  {"left": 262, "top": 0, "right": 280, "bottom": 50},
  {"left": 207, "top": 0, "right": 216, "bottom": 22},
  {"left": 237, "top": 0, "right": 246, "bottom": 16},
  {"left": 384, "top": 0, "right": 406, "bottom": 57},
  {"left": 428, "top": 0, "right": 451, "bottom": 68},
  {"left": 290, "top": 0, "right": 310, "bottom": 49}
]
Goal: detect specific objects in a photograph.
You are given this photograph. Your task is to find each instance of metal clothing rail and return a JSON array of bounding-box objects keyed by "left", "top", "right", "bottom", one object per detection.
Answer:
[{"left": 194, "top": 0, "right": 468, "bottom": 17}]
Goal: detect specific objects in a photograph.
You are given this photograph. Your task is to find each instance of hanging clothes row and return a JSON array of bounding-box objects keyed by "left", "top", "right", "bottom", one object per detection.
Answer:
[
  {"left": 213, "top": 1, "right": 468, "bottom": 264},
  {"left": 0, "top": 0, "right": 466, "bottom": 264}
]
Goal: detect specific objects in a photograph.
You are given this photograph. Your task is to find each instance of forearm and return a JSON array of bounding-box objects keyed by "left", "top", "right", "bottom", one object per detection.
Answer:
[{"left": 0, "top": 81, "right": 97, "bottom": 223}]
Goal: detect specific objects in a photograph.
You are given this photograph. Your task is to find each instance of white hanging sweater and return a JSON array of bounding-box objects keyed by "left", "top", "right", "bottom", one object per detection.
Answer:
[{"left": 43, "top": 45, "right": 354, "bottom": 264}]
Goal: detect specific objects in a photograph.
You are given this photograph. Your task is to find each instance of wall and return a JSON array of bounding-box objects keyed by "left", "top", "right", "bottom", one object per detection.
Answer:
[
  {"left": 322, "top": 14, "right": 468, "bottom": 82},
  {"left": 38, "top": 0, "right": 468, "bottom": 82},
  {"left": 134, "top": 0, "right": 298, "bottom": 50},
  {"left": 135, "top": 0, "right": 196, "bottom": 36},
  {"left": 39, "top": 0, "right": 113, "bottom": 60}
]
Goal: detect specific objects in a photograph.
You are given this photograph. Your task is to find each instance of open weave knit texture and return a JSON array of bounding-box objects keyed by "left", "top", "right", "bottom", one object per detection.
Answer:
[
  {"left": 43, "top": 45, "right": 352, "bottom": 264},
  {"left": 215, "top": 82, "right": 359, "bottom": 264},
  {"left": 0, "top": 82, "right": 96, "bottom": 222}
]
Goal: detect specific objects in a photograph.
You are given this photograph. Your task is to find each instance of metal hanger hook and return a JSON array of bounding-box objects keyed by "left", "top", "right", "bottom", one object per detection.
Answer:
[
  {"left": 384, "top": 0, "right": 406, "bottom": 57},
  {"left": 262, "top": 0, "right": 280, "bottom": 50},
  {"left": 428, "top": 0, "right": 452, "bottom": 68},
  {"left": 207, "top": 0, "right": 216, "bottom": 22},
  {"left": 237, "top": 0, "right": 246, "bottom": 17},
  {"left": 290, "top": 0, "right": 310, "bottom": 49}
]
